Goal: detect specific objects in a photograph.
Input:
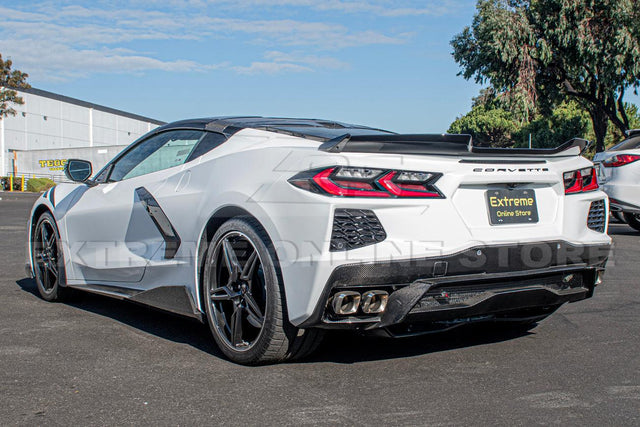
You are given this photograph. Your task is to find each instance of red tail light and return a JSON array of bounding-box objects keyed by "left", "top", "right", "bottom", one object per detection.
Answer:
[
  {"left": 313, "top": 167, "right": 389, "bottom": 198},
  {"left": 289, "top": 166, "right": 444, "bottom": 198},
  {"left": 563, "top": 167, "right": 598, "bottom": 194},
  {"left": 378, "top": 171, "right": 442, "bottom": 197},
  {"left": 602, "top": 154, "right": 640, "bottom": 167}
]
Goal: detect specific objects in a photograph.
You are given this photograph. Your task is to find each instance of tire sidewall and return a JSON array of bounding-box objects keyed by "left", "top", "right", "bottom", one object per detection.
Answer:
[
  {"left": 203, "top": 218, "right": 284, "bottom": 364},
  {"left": 32, "top": 212, "right": 66, "bottom": 302},
  {"left": 623, "top": 212, "right": 640, "bottom": 232}
]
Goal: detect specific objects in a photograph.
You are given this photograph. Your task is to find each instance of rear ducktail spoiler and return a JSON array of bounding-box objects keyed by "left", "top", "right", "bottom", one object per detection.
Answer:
[{"left": 318, "top": 134, "right": 590, "bottom": 157}]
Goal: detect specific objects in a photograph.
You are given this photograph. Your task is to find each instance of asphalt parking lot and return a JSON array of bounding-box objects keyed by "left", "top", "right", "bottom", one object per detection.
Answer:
[{"left": 1, "top": 192, "right": 639, "bottom": 426}]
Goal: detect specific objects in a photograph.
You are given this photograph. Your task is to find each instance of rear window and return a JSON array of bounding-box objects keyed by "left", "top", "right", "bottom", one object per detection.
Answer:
[
  {"left": 187, "top": 131, "right": 226, "bottom": 161},
  {"left": 609, "top": 136, "right": 640, "bottom": 151}
]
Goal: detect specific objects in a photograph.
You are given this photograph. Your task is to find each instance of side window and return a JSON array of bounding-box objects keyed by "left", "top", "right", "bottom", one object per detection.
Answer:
[
  {"left": 93, "top": 164, "right": 113, "bottom": 183},
  {"left": 186, "top": 132, "right": 227, "bottom": 162},
  {"left": 109, "top": 130, "right": 204, "bottom": 181}
]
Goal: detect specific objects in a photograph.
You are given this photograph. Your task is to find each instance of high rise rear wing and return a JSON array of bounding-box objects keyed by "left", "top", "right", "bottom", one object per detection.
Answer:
[{"left": 318, "top": 134, "right": 589, "bottom": 157}]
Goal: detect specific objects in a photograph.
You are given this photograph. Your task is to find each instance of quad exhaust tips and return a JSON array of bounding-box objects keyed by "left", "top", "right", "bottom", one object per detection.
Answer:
[
  {"left": 361, "top": 290, "right": 389, "bottom": 314},
  {"left": 331, "top": 291, "right": 361, "bottom": 315},
  {"left": 331, "top": 290, "right": 389, "bottom": 315}
]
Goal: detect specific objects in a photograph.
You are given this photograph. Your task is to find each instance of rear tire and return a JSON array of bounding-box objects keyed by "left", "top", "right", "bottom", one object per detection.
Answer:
[
  {"left": 202, "top": 217, "right": 322, "bottom": 365},
  {"left": 623, "top": 212, "right": 640, "bottom": 232},
  {"left": 32, "top": 212, "right": 69, "bottom": 302}
]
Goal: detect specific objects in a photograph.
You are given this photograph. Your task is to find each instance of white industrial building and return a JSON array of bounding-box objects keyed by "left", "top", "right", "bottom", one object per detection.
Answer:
[{"left": 0, "top": 87, "right": 164, "bottom": 179}]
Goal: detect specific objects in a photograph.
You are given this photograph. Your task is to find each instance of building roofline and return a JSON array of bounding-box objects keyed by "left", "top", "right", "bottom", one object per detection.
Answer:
[{"left": 16, "top": 87, "right": 166, "bottom": 126}]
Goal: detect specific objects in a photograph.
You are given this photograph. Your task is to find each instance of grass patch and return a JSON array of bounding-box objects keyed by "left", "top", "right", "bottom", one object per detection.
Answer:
[{"left": 27, "top": 177, "right": 56, "bottom": 192}]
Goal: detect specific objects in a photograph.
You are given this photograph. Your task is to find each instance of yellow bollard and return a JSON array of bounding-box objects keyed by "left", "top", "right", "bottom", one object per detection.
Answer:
[
  {"left": 9, "top": 175, "right": 13, "bottom": 192},
  {"left": 22, "top": 175, "right": 25, "bottom": 192}
]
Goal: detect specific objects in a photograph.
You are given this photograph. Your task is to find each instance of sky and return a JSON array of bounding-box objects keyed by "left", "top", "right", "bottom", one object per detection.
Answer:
[{"left": 0, "top": 1, "right": 544, "bottom": 132}]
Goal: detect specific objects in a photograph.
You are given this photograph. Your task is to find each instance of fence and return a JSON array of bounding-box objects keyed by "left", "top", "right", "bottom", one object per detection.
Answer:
[{"left": 1, "top": 171, "right": 68, "bottom": 192}]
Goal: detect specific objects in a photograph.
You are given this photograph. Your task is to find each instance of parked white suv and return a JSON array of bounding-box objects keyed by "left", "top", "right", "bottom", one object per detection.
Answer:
[{"left": 593, "top": 130, "right": 640, "bottom": 231}]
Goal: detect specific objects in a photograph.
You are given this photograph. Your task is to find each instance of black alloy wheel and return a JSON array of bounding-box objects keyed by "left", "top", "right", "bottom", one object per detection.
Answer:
[
  {"left": 203, "top": 217, "right": 323, "bottom": 365},
  {"left": 32, "top": 212, "right": 67, "bottom": 301},
  {"left": 208, "top": 230, "right": 267, "bottom": 351}
]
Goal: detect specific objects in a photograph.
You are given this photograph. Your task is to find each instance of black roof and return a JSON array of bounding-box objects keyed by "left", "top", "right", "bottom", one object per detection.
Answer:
[{"left": 156, "top": 116, "right": 395, "bottom": 141}]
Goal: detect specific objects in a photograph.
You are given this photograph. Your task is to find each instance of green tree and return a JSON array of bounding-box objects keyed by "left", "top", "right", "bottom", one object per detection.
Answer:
[
  {"left": 0, "top": 53, "right": 30, "bottom": 119},
  {"left": 588, "top": 103, "right": 640, "bottom": 150},
  {"left": 451, "top": 0, "right": 640, "bottom": 152},
  {"left": 622, "top": 103, "right": 640, "bottom": 132},
  {"left": 514, "top": 101, "right": 590, "bottom": 148},
  {"left": 448, "top": 105, "right": 519, "bottom": 147}
]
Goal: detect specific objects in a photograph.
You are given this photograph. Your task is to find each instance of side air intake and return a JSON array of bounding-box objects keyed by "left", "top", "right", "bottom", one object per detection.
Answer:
[
  {"left": 330, "top": 209, "right": 386, "bottom": 252},
  {"left": 587, "top": 200, "right": 606, "bottom": 233}
]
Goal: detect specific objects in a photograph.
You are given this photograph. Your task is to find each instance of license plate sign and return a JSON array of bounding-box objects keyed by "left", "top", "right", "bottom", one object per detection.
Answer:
[{"left": 486, "top": 189, "right": 539, "bottom": 225}]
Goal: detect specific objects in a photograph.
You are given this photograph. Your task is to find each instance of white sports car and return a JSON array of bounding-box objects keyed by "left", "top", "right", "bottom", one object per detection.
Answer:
[
  {"left": 593, "top": 130, "right": 640, "bottom": 231},
  {"left": 27, "top": 117, "right": 611, "bottom": 364}
]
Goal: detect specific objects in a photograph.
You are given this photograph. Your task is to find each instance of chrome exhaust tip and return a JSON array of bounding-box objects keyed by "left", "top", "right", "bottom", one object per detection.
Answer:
[
  {"left": 361, "top": 290, "right": 389, "bottom": 314},
  {"left": 331, "top": 291, "right": 361, "bottom": 315}
]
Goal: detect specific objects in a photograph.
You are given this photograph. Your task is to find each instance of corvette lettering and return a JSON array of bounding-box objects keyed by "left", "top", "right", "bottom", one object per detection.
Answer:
[{"left": 473, "top": 168, "right": 549, "bottom": 172}]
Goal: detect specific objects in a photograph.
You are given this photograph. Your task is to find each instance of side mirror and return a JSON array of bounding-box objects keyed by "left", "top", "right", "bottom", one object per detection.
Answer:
[{"left": 65, "top": 159, "right": 93, "bottom": 183}]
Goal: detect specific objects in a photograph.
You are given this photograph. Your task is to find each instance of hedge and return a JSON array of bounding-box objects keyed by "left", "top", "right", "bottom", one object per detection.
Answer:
[
  {"left": 27, "top": 178, "right": 56, "bottom": 193},
  {"left": 1, "top": 176, "right": 24, "bottom": 191}
]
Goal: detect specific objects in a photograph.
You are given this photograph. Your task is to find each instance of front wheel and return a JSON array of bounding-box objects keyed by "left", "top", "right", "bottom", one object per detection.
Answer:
[
  {"left": 623, "top": 212, "right": 640, "bottom": 232},
  {"left": 203, "top": 217, "right": 322, "bottom": 365},
  {"left": 32, "top": 212, "right": 68, "bottom": 301}
]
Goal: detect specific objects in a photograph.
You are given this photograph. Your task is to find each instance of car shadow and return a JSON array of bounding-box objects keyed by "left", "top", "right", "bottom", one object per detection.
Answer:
[
  {"left": 608, "top": 224, "right": 638, "bottom": 236},
  {"left": 16, "top": 277, "right": 533, "bottom": 365},
  {"left": 306, "top": 325, "right": 534, "bottom": 364},
  {"left": 15, "top": 277, "right": 223, "bottom": 358}
]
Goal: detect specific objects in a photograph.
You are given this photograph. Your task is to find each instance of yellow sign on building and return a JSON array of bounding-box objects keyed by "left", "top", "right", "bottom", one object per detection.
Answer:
[{"left": 38, "top": 159, "right": 68, "bottom": 171}]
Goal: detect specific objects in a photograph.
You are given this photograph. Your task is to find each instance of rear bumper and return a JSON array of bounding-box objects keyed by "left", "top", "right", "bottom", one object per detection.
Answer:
[
  {"left": 300, "top": 241, "right": 610, "bottom": 333},
  {"left": 373, "top": 267, "right": 596, "bottom": 335},
  {"left": 607, "top": 198, "right": 640, "bottom": 214},
  {"left": 602, "top": 184, "right": 640, "bottom": 214}
]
